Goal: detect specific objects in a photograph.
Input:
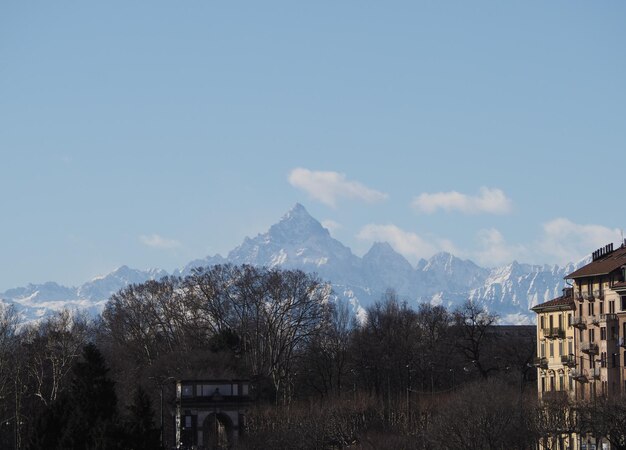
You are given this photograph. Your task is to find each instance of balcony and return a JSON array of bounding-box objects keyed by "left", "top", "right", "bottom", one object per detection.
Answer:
[
  {"left": 533, "top": 357, "right": 548, "bottom": 369},
  {"left": 598, "top": 313, "right": 617, "bottom": 322},
  {"left": 541, "top": 390, "right": 569, "bottom": 402},
  {"left": 561, "top": 355, "right": 576, "bottom": 367},
  {"left": 591, "top": 315, "right": 600, "bottom": 325},
  {"left": 570, "top": 369, "right": 587, "bottom": 382},
  {"left": 543, "top": 327, "right": 566, "bottom": 339},
  {"left": 583, "top": 292, "right": 595, "bottom": 302},
  {"left": 581, "top": 342, "right": 599, "bottom": 355},
  {"left": 572, "top": 316, "right": 587, "bottom": 329}
]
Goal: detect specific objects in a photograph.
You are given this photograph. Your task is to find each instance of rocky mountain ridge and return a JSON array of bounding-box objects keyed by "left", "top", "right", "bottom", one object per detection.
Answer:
[{"left": 1, "top": 204, "right": 585, "bottom": 324}]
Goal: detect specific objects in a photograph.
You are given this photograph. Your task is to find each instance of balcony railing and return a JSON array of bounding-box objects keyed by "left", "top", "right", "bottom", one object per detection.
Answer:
[
  {"left": 570, "top": 369, "right": 587, "bottom": 382},
  {"left": 591, "top": 315, "right": 600, "bottom": 325},
  {"left": 583, "top": 292, "right": 595, "bottom": 301},
  {"left": 561, "top": 355, "right": 576, "bottom": 367},
  {"left": 542, "top": 327, "right": 566, "bottom": 339},
  {"left": 533, "top": 357, "right": 548, "bottom": 369},
  {"left": 541, "top": 390, "right": 570, "bottom": 402},
  {"left": 581, "top": 342, "right": 599, "bottom": 354},
  {"left": 572, "top": 316, "right": 587, "bottom": 329},
  {"left": 599, "top": 313, "right": 617, "bottom": 322}
]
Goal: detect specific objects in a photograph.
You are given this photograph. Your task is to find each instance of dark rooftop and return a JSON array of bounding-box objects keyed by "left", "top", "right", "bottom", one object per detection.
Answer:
[
  {"left": 531, "top": 291, "right": 575, "bottom": 313},
  {"left": 566, "top": 242, "right": 626, "bottom": 279}
]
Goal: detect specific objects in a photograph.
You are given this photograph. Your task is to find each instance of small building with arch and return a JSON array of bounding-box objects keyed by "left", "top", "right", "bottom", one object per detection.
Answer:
[{"left": 175, "top": 379, "right": 251, "bottom": 449}]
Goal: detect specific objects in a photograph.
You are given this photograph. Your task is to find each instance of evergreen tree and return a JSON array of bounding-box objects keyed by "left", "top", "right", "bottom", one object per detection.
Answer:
[
  {"left": 28, "top": 343, "right": 122, "bottom": 450},
  {"left": 123, "top": 386, "right": 160, "bottom": 450}
]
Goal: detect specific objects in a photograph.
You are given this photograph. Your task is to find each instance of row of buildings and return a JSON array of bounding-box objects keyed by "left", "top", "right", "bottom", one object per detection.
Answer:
[{"left": 532, "top": 241, "right": 626, "bottom": 450}]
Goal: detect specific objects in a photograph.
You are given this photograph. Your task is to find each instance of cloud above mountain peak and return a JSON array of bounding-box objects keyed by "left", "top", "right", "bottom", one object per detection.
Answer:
[
  {"left": 412, "top": 187, "right": 512, "bottom": 215},
  {"left": 288, "top": 168, "right": 388, "bottom": 208}
]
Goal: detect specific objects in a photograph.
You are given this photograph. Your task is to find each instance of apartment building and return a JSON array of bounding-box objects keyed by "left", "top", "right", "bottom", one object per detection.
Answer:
[
  {"left": 531, "top": 288, "right": 577, "bottom": 402},
  {"left": 566, "top": 242, "right": 626, "bottom": 401},
  {"left": 532, "top": 241, "right": 626, "bottom": 450}
]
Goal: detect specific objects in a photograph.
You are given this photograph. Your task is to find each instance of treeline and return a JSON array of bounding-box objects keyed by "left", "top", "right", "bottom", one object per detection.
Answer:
[{"left": 0, "top": 264, "right": 613, "bottom": 449}]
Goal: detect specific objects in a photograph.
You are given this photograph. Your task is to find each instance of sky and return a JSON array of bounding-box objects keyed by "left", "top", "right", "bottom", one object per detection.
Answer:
[{"left": 1, "top": 1, "right": 625, "bottom": 292}]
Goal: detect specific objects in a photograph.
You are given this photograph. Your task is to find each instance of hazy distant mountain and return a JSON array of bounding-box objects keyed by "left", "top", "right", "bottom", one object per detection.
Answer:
[
  {"left": 1, "top": 204, "right": 585, "bottom": 324},
  {"left": 1, "top": 266, "right": 167, "bottom": 323}
]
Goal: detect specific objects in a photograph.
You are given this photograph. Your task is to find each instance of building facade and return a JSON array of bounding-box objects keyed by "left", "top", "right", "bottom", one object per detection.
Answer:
[
  {"left": 175, "top": 379, "right": 251, "bottom": 449},
  {"left": 532, "top": 288, "right": 577, "bottom": 403},
  {"left": 533, "top": 241, "right": 626, "bottom": 450}
]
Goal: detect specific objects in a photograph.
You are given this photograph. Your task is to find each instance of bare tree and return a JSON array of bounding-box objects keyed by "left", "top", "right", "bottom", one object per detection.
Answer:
[
  {"left": 453, "top": 300, "right": 499, "bottom": 379},
  {"left": 22, "top": 310, "right": 89, "bottom": 406}
]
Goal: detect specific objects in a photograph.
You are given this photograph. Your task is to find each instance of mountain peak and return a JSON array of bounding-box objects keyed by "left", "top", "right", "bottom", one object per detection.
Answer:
[
  {"left": 364, "top": 242, "right": 401, "bottom": 260},
  {"left": 269, "top": 204, "right": 328, "bottom": 241},
  {"left": 281, "top": 203, "right": 315, "bottom": 223}
]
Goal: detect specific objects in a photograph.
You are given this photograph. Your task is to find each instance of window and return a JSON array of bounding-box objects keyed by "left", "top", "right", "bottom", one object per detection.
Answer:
[
  {"left": 591, "top": 382, "right": 596, "bottom": 399},
  {"left": 182, "top": 385, "right": 194, "bottom": 397},
  {"left": 601, "top": 327, "right": 607, "bottom": 340},
  {"left": 568, "top": 313, "right": 572, "bottom": 327},
  {"left": 610, "top": 300, "right": 615, "bottom": 314},
  {"left": 550, "top": 342, "right": 554, "bottom": 357},
  {"left": 559, "top": 373, "right": 564, "bottom": 390},
  {"left": 601, "top": 352, "right": 607, "bottom": 368},
  {"left": 568, "top": 340, "right": 573, "bottom": 355},
  {"left": 540, "top": 316, "right": 545, "bottom": 329},
  {"left": 590, "top": 328, "right": 595, "bottom": 342},
  {"left": 541, "top": 377, "right": 546, "bottom": 392},
  {"left": 558, "top": 341, "right": 564, "bottom": 356},
  {"left": 600, "top": 302, "right": 604, "bottom": 315},
  {"left": 540, "top": 342, "right": 545, "bottom": 358},
  {"left": 621, "top": 295, "right": 626, "bottom": 311}
]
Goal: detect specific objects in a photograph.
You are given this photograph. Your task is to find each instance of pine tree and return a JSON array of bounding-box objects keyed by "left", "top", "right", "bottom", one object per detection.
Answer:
[{"left": 124, "top": 386, "right": 160, "bottom": 450}]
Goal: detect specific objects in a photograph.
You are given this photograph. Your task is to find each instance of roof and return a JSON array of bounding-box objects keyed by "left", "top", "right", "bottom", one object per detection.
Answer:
[
  {"left": 531, "top": 294, "right": 575, "bottom": 313},
  {"left": 566, "top": 244, "right": 626, "bottom": 279}
]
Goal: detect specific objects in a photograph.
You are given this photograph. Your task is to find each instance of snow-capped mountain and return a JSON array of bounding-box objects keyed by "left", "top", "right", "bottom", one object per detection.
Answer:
[
  {"left": 1, "top": 204, "right": 584, "bottom": 324},
  {"left": 1, "top": 266, "right": 167, "bottom": 323}
]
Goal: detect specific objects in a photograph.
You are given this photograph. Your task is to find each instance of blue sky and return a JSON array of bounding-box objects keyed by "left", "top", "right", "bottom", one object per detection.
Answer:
[{"left": 1, "top": 1, "right": 625, "bottom": 291}]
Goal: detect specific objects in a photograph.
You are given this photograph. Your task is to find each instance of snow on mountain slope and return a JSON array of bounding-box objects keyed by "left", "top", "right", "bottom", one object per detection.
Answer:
[
  {"left": 1, "top": 204, "right": 587, "bottom": 324},
  {"left": 1, "top": 266, "right": 167, "bottom": 323}
]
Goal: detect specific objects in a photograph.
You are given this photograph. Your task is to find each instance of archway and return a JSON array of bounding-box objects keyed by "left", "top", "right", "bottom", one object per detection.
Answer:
[{"left": 202, "top": 411, "right": 234, "bottom": 449}]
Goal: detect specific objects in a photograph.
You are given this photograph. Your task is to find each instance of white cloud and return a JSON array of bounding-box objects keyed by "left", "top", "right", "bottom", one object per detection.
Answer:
[
  {"left": 139, "top": 233, "right": 181, "bottom": 250},
  {"left": 473, "top": 228, "right": 528, "bottom": 267},
  {"left": 357, "top": 224, "right": 458, "bottom": 262},
  {"left": 321, "top": 219, "right": 342, "bottom": 234},
  {"left": 412, "top": 187, "right": 512, "bottom": 215},
  {"left": 537, "top": 218, "right": 622, "bottom": 264},
  {"left": 288, "top": 168, "right": 388, "bottom": 208}
]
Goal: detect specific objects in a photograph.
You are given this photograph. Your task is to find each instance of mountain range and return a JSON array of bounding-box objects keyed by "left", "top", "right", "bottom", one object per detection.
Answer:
[{"left": 1, "top": 204, "right": 584, "bottom": 324}]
